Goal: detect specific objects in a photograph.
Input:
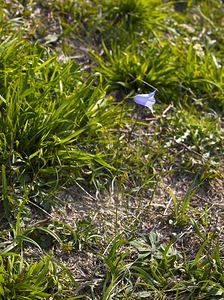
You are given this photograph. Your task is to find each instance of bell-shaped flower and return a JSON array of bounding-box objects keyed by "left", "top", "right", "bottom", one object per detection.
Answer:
[{"left": 134, "top": 90, "right": 156, "bottom": 112}]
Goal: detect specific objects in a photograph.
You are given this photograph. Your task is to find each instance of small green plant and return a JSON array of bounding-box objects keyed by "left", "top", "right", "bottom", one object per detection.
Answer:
[
  {"left": 94, "top": 232, "right": 224, "bottom": 299},
  {"left": 0, "top": 253, "right": 78, "bottom": 299},
  {"left": 167, "top": 175, "right": 202, "bottom": 225},
  {"left": 50, "top": 217, "right": 100, "bottom": 252}
]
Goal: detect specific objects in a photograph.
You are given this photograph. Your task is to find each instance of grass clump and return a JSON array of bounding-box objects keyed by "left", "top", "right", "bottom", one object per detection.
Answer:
[
  {"left": 0, "top": 37, "right": 123, "bottom": 189},
  {"left": 0, "top": 253, "right": 77, "bottom": 299},
  {"left": 91, "top": 41, "right": 177, "bottom": 98}
]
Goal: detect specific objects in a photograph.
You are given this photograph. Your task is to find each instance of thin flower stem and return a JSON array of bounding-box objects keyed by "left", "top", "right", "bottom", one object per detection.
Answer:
[{"left": 127, "top": 106, "right": 140, "bottom": 143}]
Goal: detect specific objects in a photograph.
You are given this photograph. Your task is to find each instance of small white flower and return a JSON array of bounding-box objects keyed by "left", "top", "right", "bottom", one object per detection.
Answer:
[{"left": 134, "top": 90, "right": 156, "bottom": 112}]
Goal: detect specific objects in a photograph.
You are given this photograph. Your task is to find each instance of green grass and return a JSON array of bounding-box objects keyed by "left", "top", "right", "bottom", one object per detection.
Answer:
[
  {"left": 0, "top": 37, "right": 123, "bottom": 189},
  {"left": 0, "top": 253, "right": 77, "bottom": 299},
  {"left": 0, "top": 0, "right": 223, "bottom": 299}
]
